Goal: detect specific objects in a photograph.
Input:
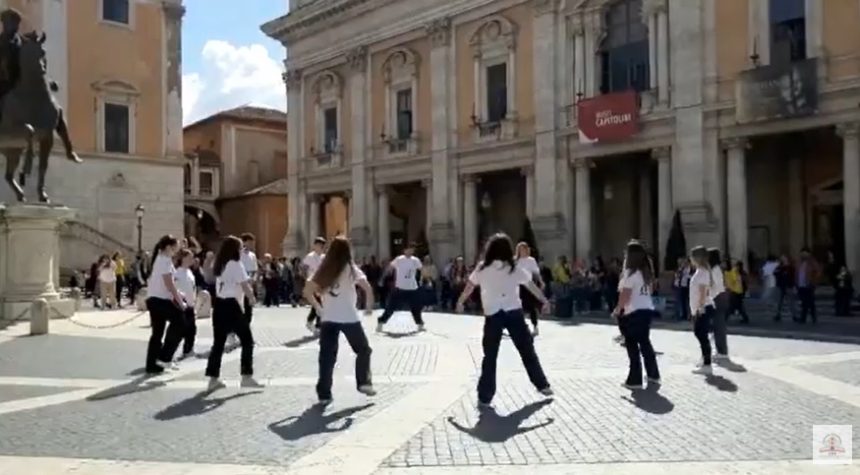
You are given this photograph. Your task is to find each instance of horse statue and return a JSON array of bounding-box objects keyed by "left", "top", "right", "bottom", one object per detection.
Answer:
[{"left": 0, "top": 31, "right": 81, "bottom": 203}]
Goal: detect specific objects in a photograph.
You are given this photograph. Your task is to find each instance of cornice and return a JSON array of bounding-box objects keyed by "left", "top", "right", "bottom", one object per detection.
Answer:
[{"left": 262, "top": 0, "right": 399, "bottom": 46}]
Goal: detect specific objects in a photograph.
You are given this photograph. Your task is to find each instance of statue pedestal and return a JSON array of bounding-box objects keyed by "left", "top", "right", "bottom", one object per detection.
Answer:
[{"left": 0, "top": 204, "right": 76, "bottom": 325}]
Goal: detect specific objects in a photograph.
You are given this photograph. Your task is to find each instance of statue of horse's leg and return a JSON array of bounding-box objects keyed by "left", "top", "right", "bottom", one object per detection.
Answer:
[
  {"left": 56, "top": 109, "right": 81, "bottom": 163},
  {"left": 3, "top": 148, "right": 25, "bottom": 202},
  {"left": 37, "top": 134, "right": 53, "bottom": 203},
  {"left": 19, "top": 140, "right": 33, "bottom": 186}
]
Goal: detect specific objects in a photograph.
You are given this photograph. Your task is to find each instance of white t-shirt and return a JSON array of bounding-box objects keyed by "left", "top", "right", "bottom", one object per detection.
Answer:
[
  {"left": 762, "top": 261, "right": 779, "bottom": 288},
  {"left": 147, "top": 254, "right": 176, "bottom": 300},
  {"left": 469, "top": 261, "right": 531, "bottom": 316},
  {"left": 217, "top": 260, "right": 249, "bottom": 302},
  {"left": 516, "top": 256, "right": 540, "bottom": 280},
  {"left": 174, "top": 267, "right": 196, "bottom": 306},
  {"left": 392, "top": 255, "right": 422, "bottom": 290},
  {"left": 303, "top": 251, "right": 325, "bottom": 275},
  {"left": 240, "top": 249, "right": 258, "bottom": 275},
  {"left": 620, "top": 269, "right": 654, "bottom": 314},
  {"left": 710, "top": 266, "right": 726, "bottom": 296},
  {"left": 689, "top": 268, "right": 715, "bottom": 314},
  {"left": 98, "top": 263, "right": 117, "bottom": 283},
  {"left": 314, "top": 264, "right": 367, "bottom": 324}
]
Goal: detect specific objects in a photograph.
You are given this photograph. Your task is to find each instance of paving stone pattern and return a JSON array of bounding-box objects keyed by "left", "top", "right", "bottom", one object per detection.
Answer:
[
  {"left": 0, "top": 384, "right": 412, "bottom": 466},
  {"left": 0, "top": 335, "right": 145, "bottom": 379},
  {"left": 383, "top": 373, "right": 860, "bottom": 467},
  {"left": 799, "top": 359, "right": 860, "bottom": 387}
]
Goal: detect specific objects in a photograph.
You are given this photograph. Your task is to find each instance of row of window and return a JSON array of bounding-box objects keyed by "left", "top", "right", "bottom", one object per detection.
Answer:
[{"left": 183, "top": 166, "right": 215, "bottom": 197}]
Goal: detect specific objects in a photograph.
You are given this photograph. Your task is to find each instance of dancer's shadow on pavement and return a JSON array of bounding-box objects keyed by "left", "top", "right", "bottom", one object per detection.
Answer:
[
  {"left": 268, "top": 403, "right": 375, "bottom": 441},
  {"left": 622, "top": 384, "right": 674, "bottom": 415},
  {"left": 154, "top": 389, "right": 262, "bottom": 421},
  {"left": 383, "top": 330, "right": 420, "bottom": 339},
  {"left": 716, "top": 359, "right": 748, "bottom": 373},
  {"left": 87, "top": 375, "right": 167, "bottom": 402},
  {"left": 283, "top": 335, "right": 319, "bottom": 348},
  {"left": 446, "top": 399, "right": 554, "bottom": 443},
  {"left": 706, "top": 374, "right": 739, "bottom": 392}
]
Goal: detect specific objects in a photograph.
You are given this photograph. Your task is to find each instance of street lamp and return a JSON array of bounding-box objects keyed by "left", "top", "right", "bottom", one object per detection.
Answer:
[{"left": 135, "top": 204, "right": 145, "bottom": 254}]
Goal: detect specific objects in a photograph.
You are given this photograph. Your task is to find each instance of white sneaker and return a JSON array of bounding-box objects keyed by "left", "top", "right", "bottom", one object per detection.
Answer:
[
  {"left": 532, "top": 327, "right": 540, "bottom": 337},
  {"left": 240, "top": 376, "right": 265, "bottom": 388},
  {"left": 207, "top": 378, "right": 226, "bottom": 391},
  {"left": 318, "top": 398, "right": 333, "bottom": 406},
  {"left": 647, "top": 377, "right": 662, "bottom": 385},
  {"left": 713, "top": 353, "right": 730, "bottom": 362},
  {"left": 622, "top": 383, "right": 645, "bottom": 390},
  {"left": 539, "top": 387, "right": 554, "bottom": 397},
  {"left": 417, "top": 324, "right": 426, "bottom": 332},
  {"left": 692, "top": 365, "right": 713, "bottom": 375},
  {"left": 477, "top": 400, "right": 493, "bottom": 409},
  {"left": 357, "top": 385, "right": 377, "bottom": 396},
  {"left": 376, "top": 322, "right": 384, "bottom": 333},
  {"left": 306, "top": 320, "right": 316, "bottom": 334}
]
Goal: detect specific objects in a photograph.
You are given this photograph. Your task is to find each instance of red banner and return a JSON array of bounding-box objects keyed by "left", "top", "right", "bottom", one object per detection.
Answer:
[{"left": 577, "top": 91, "right": 640, "bottom": 142}]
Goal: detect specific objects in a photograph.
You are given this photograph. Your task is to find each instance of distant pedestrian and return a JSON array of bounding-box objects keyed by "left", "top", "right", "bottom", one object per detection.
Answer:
[
  {"left": 673, "top": 258, "right": 691, "bottom": 321},
  {"left": 834, "top": 265, "right": 853, "bottom": 316},
  {"left": 515, "top": 242, "right": 544, "bottom": 336},
  {"left": 377, "top": 243, "right": 425, "bottom": 333},
  {"left": 174, "top": 248, "right": 198, "bottom": 358},
  {"left": 774, "top": 255, "right": 796, "bottom": 321},
  {"left": 303, "top": 237, "right": 327, "bottom": 334},
  {"left": 761, "top": 255, "right": 780, "bottom": 315},
  {"left": 689, "top": 246, "right": 715, "bottom": 376},
  {"left": 98, "top": 255, "right": 117, "bottom": 310},
  {"left": 708, "top": 248, "right": 731, "bottom": 361},
  {"left": 795, "top": 248, "right": 820, "bottom": 324},
  {"left": 725, "top": 260, "right": 750, "bottom": 324}
]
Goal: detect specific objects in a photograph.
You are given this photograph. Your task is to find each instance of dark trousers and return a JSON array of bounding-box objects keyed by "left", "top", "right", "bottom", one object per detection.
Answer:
[
  {"left": 674, "top": 288, "right": 689, "bottom": 320},
  {"left": 835, "top": 288, "right": 853, "bottom": 316},
  {"left": 728, "top": 292, "right": 749, "bottom": 322},
  {"left": 307, "top": 302, "right": 320, "bottom": 327},
  {"left": 243, "top": 296, "right": 253, "bottom": 324},
  {"left": 619, "top": 310, "right": 660, "bottom": 385},
  {"left": 263, "top": 279, "right": 280, "bottom": 307},
  {"left": 115, "top": 276, "right": 125, "bottom": 306},
  {"left": 519, "top": 285, "right": 540, "bottom": 328},
  {"left": 317, "top": 321, "right": 373, "bottom": 400},
  {"left": 797, "top": 287, "right": 817, "bottom": 322},
  {"left": 477, "top": 309, "right": 550, "bottom": 404},
  {"left": 206, "top": 298, "right": 254, "bottom": 378},
  {"left": 182, "top": 307, "right": 197, "bottom": 355},
  {"left": 378, "top": 288, "right": 424, "bottom": 325},
  {"left": 145, "top": 297, "right": 185, "bottom": 371},
  {"left": 693, "top": 305, "right": 714, "bottom": 366},
  {"left": 712, "top": 292, "right": 729, "bottom": 356}
]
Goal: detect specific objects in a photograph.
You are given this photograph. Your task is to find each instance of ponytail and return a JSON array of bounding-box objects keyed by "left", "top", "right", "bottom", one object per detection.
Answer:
[{"left": 151, "top": 235, "right": 178, "bottom": 269}]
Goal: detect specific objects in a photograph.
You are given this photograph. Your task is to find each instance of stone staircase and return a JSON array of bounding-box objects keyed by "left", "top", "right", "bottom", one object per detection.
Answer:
[{"left": 58, "top": 220, "right": 137, "bottom": 280}]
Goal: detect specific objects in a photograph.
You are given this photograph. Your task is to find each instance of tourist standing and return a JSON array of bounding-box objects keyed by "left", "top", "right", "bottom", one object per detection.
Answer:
[
  {"left": 174, "top": 248, "right": 197, "bottom": 358},
  {"left": 421, "top": 255, "right": 439, "bottom": 310},
  {"left": 708, "top": 248, "right": 730, "bottom": 361},
  {"left": 144, "top": 236, "right": 185, "bottom": 374},
  {"left": 98, "top": 255, "right": 117, "bottom": 310},
  {"left": 761, "top": 255, "right": 780, "bottom": 316},
  {"left": 796, "top": 248, "right": 820, "bottom": 324},
  {"left": 377, "top": 243, "right": 425, "bottom": 332},
  {"left": 673, "top": 258, "right": 691, "bottom": 321},
  {"left": 205, "top": 235, "right": 262, "bottom": 391},
  {"left": 302, "top": 237, "right": 377, "bottom": 404},
  {"left": 455, "top": 233, "right": 553, "bottom": 407},
  {"left": 689, "top": 246, "right": 715, "bottom": 375},
  {"left": 774, "top": 255, "right": 796, "bottom": 321},
  {"left": 515, "top": 242, "right": 544, "bottom": 336},
  {"left": 240, "top": 233, "right": 258, "bottom": 324},
  {"left": 834, "top": 265, "right": 853, "bottom": 316},
  {"left": 303, "top": 237, "right": 327, "bottom": 334},
  {"left": 113, "top": 252, "right": 126, "bottom": 308},
  {"left": 725, "top": 260, "right": 750, "bottom": 323}
]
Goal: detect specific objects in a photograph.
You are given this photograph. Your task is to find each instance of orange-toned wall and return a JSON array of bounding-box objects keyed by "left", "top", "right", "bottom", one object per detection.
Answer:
[
  {"left": 184, "top": 122, "right": 223, "bottom": 154},
  {"left": 824, "top": 0, "right": 860, "bottom": 80},
  {"left": 455, "top": 4, "right": 535, "bottom": 145},
  {"left": 715, "top": 0, "right": 749, "bottom": 101},
  {"left": 219, "top": 195, "right": 288, "bottom": 256},
  {"left": 323, "top": 197, "right": 348, "bottom": 238},
  {"left": 304, "top": 67, "right": 352, "bottom": 158},
  {"left": 67, "top": 0, "right": 164, "bottom": 157}
]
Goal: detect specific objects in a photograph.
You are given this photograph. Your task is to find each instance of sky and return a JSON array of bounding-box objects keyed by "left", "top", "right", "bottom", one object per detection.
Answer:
[{"left": 181, "top": 0, "right": 287, "bottom": 125}]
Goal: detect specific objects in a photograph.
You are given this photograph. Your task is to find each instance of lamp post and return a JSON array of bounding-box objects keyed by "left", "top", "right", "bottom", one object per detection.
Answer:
[{"left": 135, "top": 204, "right": 145, "bottom": 254}]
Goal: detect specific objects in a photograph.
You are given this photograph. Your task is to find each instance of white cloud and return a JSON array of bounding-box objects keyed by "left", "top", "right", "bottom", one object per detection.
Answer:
[{"left": 183, "top": 40, "right": 285, "bottom": 125}]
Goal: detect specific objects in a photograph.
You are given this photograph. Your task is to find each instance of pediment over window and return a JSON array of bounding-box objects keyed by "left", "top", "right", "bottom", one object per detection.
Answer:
[
  {"left": 469, "top": 15, "right": 518, "bottom": 54},
  {"left": 91, "top": 79, "right": 140, "bottom": 97},
  {"left": 382, "top": 48, "right": 419, "bottom": 84},
  {"left": 311, "top": 70, "right": 342, "bottom": 102}
]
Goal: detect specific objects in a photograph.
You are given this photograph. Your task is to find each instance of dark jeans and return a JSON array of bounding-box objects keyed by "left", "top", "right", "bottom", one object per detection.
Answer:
[
  {"left": 182, "top": 307, "right": 197, "bottom": 355},
  {"left": 728, "top": 292, "right": 749, "bottom": 322},
  {"left": 115, "top": 276, "right": 125, "bottom": 306},
  {"left": 379, "top": 288, "right": 424, "bottom": 325},
  {"left": 317, "top": 321, "right": 372, "bottom": 400},
  {"left": 263, "top": 279, "right": 280, "bottom": 307},
  {"left": 243, "top": 295, "right": 253, "bottom": 324},
  {"left": 519, "top": 285, "right": 540, "bottom": 328},
  {"left": 776, "top": 287, "right": 795, "bottom": 320},
  {"left": 206, "top": 298, "right": 254, "bottom": 378},
  {"left": 693, "top": 305, "right": 714, "bottom": 366},
  {"left": 712, "top": 292, "right": 729, "bottom": 356},
  {"left": 145, "top": 297, "right": 185, "bottom": 371},
  {"left": 477, "top": 309, "right": 550, "bottom": 404},
  {"left": 619, "top": 310, "right": 660, "bottom": 385},
  {"left": 674, "top": 287, "right": 689, "bottom": 320},
  {"left": 797, "top": 286, "right": 817, "bottom": 322},
  {"left": 307, "top": 300, "right": 320, "bottom": 327}
]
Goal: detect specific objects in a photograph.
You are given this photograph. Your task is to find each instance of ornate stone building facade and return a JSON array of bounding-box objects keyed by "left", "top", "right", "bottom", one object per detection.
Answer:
[{"left": 264, "top": 0, "right": 860, "bottom": 272}]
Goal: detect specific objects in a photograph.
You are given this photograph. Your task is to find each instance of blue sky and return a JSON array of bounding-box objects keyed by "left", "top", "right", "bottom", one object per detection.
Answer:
[{"left": 181, "top": 0, "right": 287, "bottom": 124}]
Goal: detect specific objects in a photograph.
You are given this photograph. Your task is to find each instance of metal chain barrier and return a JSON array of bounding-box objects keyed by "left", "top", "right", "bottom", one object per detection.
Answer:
[
  {"left": 65, "top": 308, "right": 148, "bottom": 329},
  {"left": 1, "top": 307, "right": 32, "bottom": 325}
]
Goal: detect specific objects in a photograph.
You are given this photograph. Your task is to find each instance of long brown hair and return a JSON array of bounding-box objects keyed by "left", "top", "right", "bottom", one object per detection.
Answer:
[
  {"left": 214, "top": 236, "right": 242, "bottom": 277},
  {"left": 312, "top": 236, "right": 354, "bottom": 290},
  {"left": 624, "top": 240, "right": 653, "bottom": 286}
]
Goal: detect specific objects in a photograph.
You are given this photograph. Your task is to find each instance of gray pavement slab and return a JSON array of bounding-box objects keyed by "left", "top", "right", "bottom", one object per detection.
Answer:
[
  {"left": 0, "top": 385, "right": 79, "bottom": 403},
  {"left": 0, "top": 335, "right": 145, "bottom": 379},
  {"left": 798, "top": 359, "right": 860, "bottom": 387}
]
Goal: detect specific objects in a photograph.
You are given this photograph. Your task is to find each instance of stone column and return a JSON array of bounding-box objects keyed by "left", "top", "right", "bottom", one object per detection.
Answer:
[
  {"left": 308, "top": 195, "right": 321, "bottom": 244},
  {"left": 463, "top": 176, "right": 478, "bottom": 265},
  {"left": 656, "top": 2, "right": 670, "bottom": 105},
  {"left": 574, "top": 158, "right": 592, "bottom": 260},
  {"left": 838, "top": 123, "right": 860, "bottom": 273},
  {"left": 571, "top": 17, "right": 585, "bottom": 99},
  {"left": 162, "top": 0, "right": 185, "bottom": 158},
  {"left": 422, "top": 180, "right": 432, "bottom": 238},
  {"left": 377, "top": 187, "right": 391, "bottom": 259},
  {"left": 283, "top": 70, "right": 305, "bottom": 256},
  {"left": 638, "top": 165, "right": 652, "bottom": 244},
  {"left": 723, "top": 138, "right": 748, "bottom": 265},
  {"left": 522, "top": 166, "right": 535, "bottom": 221},
  {"left": 653, "top": 147, "right": 672, "bottom": 268},
  {"left": 346, "top": 46, "right": 371, "bottom": 253}
]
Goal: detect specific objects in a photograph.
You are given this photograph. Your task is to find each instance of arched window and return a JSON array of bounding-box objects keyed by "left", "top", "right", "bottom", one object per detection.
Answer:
[{"left": 599, "top": 0, "right": 649, "bottom": 94}]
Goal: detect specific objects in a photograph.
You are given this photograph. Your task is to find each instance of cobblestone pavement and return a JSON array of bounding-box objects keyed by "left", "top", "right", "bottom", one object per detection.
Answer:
[{"left": 0, "top": 306, "right": 858, "bottom": 474}]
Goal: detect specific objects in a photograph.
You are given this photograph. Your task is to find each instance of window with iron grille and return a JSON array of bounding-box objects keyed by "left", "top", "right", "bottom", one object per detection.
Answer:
[{"left": 599, "top": 0, "right": 649, "bottom": 94}]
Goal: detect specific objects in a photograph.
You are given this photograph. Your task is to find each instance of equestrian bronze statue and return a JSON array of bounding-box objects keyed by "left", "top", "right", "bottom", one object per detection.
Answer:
[{"left": 0, "top": 8, "right": 81, "bottom": 203}]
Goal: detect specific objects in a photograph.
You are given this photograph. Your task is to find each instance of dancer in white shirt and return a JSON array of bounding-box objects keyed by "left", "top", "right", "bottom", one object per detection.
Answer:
[
  {"left": 456, "top": 233, "right": 553, "bottom": 407},
  {"left": 708, "top": 248, "right": 730, "bottom": 361},
  {"left": 689, "top": 246, "right": 716, "bottom": 375},
  {"left": 303, "top": 236, "right": 377, "bottom": 404},
  {"left": 377, "top": 243, "right": 425, "bottom": 333},
  {"left": 144, "top": 235, "right": 185, "bottom": 374},
  {"left": 239, "top": 233, "right": 258, "bottom": 325},
  {"left": 515, "top": 242, "right": 544, "bottom": 336},
  {"left": 302, "top": 237, "right": 327, "bottom": 334},
  {"left": 174, "top": 248, "right": 198, "bottom": 358}
]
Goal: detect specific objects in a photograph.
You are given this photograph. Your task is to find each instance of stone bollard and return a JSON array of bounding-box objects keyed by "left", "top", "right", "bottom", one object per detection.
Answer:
[
  {"left": 30, "top": 298, "right": 49, "bottom": 335},
  {"left": 136, "top": 287, "right": 148, "bottom": 311},
  {"left": 70, "top": 288, "right": 82, "bottom": 312}
]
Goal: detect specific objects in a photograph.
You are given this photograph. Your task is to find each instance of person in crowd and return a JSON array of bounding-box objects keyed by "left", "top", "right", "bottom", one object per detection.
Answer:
[
  {"left": 725, "top": 259, "right": 750, "bottom": 324},
  {"left": 538, "top": 257, "right": 554, "bottom": 300},
  {"left": 455, "top": 233, "right": 553, "bottom": 407},
  {"left": 421, "top": 255, "right": 439, "bottom": 310},
  {"left": 589, "top": 257, "right": 606, "bottom": 311},
  {"left": 673, "top": 258, "right": 692, "bottom": 321},
  {"left": 796, "top": 247, "right": 820, "bottom": 324},
  {"left": 291, "top": 257, "right": 306, "bottom": 306},
  {"left": 112, "top": 252, "right": 126, "bottom": 307},
  {"left": 303, "top": 236, "right": 376, "bottom": 404},
  {"left": 145, "top": 236, "right": 185, "bottom": 374},
  {"left": 262, "top": 253, "right": 281, "bottom": 308},
  {"left": 689, "top": 246, "right": 716, "bottom": 376},
  {"left": 98, "top": 255, "right": 117, "bottom": 310},
  {"left": 761, "top": 255, "right": 780, "bottom": 315},
  {"left": 774, "top": 254, "right": 796, "bottom": 321},
  {"left": 449, "top": 257, "right": 469, "bottom": 310},
  {"left": 127, "top": 253, "right": 143, "bottom": 305},
  {"left": 362, "top": 256, "right": 383, "bottom": 307},
  {"left": 303, "top": 237, "right": 327, "bottom": 334},
  {"left": 613, "top": 240, "right": 660, "bottom": 389},
  {"left": 834, "top": 265, "right": 853, "bottom": 316},
  {"left": 87, "top": 259, "right": 99, "bottom": 306},
  {"left": 708, "top": 248, "right": 731, "bottom": 361},
  {"left": 205, "top": 235, "right": 263, "bottom": 391},
  {"left": 174, "top": 248, "right": 198, "bottom": 358},
  {"left": 239, "top": 233, "right": 259, "bottom": 323},
  {"left": 571, "top": 259, "right": 590, "bottom": 315},
  {"left": 515, "top": 242, "right": 544, "bottom": 336},
  {"left": 439, "top": 258, "right": 454, "bottom": 310},
  {"left": 604, "top": 258, "right": 621, "bottom": 314},
  {"left": 377, "top": 243, "right": 425, "bottom": 332},
  {"left": 69, "top": 271, "right": 81, "bottom": 290},
  {"left": 279, "top": 257, "right": 295, "bottom": 307}
]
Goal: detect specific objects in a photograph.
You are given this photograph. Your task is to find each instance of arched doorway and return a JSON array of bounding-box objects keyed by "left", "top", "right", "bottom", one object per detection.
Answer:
[{"left": 184, "top": 205, "right": 220, "bottom": 251}]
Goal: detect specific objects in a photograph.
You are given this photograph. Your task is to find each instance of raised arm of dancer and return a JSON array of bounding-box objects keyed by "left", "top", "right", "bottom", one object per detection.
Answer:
[
  {"left": 358, "top": 279, "right": 375, "bottom": 314},
  {"left": 303, "top": 281, "right": 324, "bottom": 316},
  {"left": 524, "top": 280, "right": 551, "bottom": 314},
  {"left": 455, "top": 282, "right": 476, "bottom": 313}
]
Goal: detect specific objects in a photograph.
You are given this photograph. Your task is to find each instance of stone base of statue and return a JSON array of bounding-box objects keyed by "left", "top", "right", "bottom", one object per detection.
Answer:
[{"left": 0, "top": 204, "right": 76, "bottom": 329}]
